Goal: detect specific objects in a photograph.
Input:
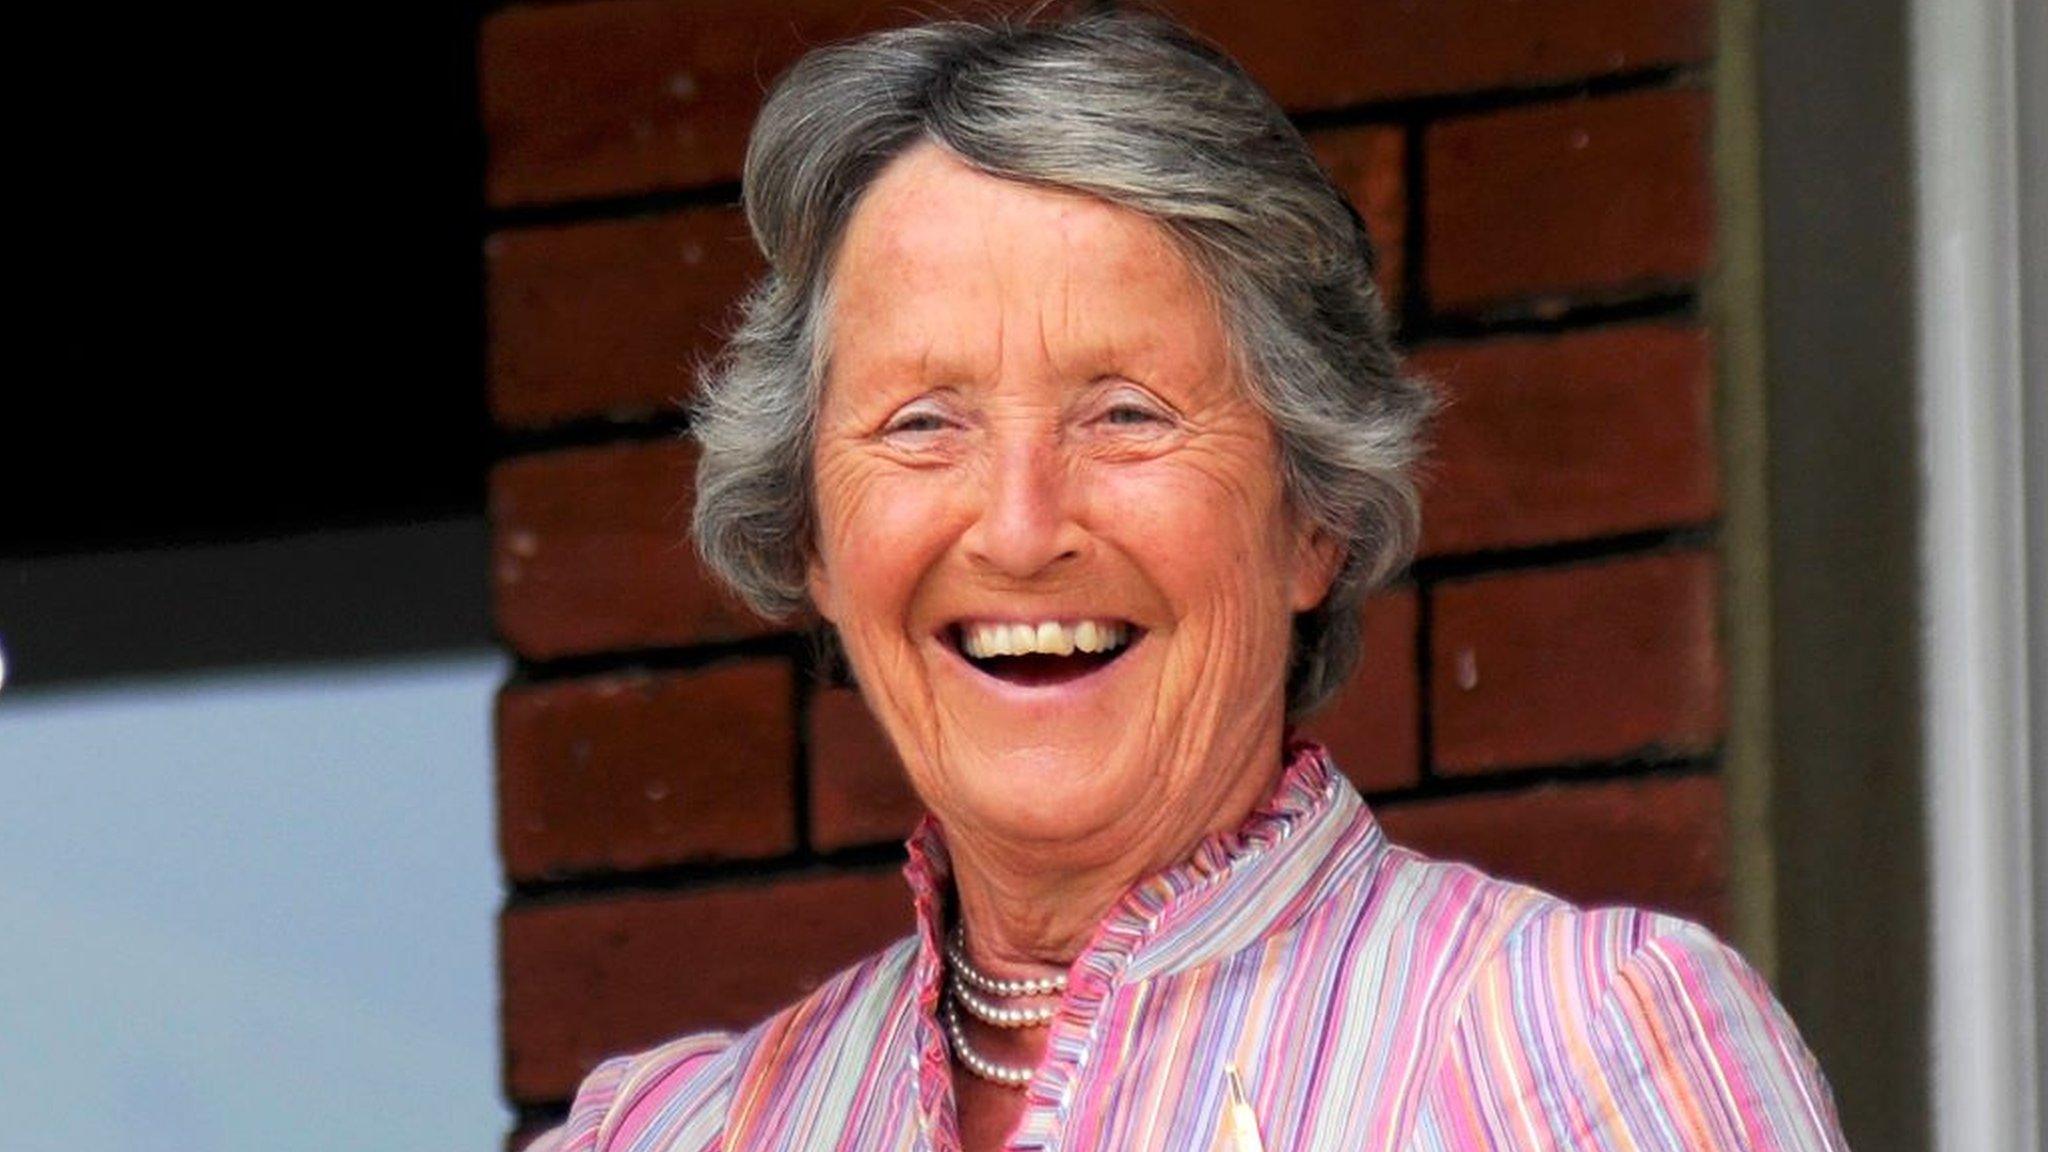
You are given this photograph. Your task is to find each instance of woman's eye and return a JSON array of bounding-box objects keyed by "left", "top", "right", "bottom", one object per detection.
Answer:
[
  {"left": 1102, "top": 403, "right": 1169, "bottom": 428},
  {"left": 886, "top": 413, "right": 948, "bottom": 434},
  {"left": 880, "top": 403, "right": 962, "bottom": 444}
]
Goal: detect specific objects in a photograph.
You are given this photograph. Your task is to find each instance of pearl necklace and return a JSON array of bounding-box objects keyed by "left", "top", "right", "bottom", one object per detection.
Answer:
[
  {"left": 944, "top": 927, "right": 1068, "bottom": 997},
  {"left": 941, "top": 991, "right": 1036, "bottom": 1088},
  {"left": 940, "top": 926, "right": 1066, "bottom": 1089},
  {"left": 952, "top": 979, "right": 1059, "bottom": 1028}
]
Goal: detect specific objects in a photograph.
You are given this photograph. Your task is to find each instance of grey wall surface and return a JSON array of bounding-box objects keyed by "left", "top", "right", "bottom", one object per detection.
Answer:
[{"left": 1756, "top": 1, "right": 1930, "bottom": 1148}]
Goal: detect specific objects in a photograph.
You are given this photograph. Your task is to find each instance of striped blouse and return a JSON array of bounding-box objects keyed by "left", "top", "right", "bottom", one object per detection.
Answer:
[{"left": 525, "top": 741, "right": 1850, "bottom": 1151}]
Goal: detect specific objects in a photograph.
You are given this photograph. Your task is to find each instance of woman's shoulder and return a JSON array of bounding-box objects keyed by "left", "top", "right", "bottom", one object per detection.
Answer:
[
  {"left": 1375, "top": 847, "right": 1782, "bottom": 1024},
  {"left": 516, "top": 1029, "right": 740, "bottom": 1152},
  {"left": 1362, "top": 838, "right": 1762, "bottom": 993},
  {"left": 1388, "top": 866, "right": 1850, "bottom": 1149},
  {"left": 518, "top": 934, "right": 922, "bottom": 1152}
]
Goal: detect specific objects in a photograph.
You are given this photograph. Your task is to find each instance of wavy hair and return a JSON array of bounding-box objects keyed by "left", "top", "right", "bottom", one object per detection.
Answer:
[{"left": 690, "top": 9, "right": 1436, "bottom": 717}]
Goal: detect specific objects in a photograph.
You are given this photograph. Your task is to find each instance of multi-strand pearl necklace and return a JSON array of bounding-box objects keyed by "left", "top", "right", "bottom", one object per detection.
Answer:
[{"left": 941, "top": 926, "right": 1066, "bottom": 1089}]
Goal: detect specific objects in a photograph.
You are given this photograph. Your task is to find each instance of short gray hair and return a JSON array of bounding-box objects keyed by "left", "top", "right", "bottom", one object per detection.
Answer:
[{"left": 691, "top": 9, "right": 1436, "bottom": 717}]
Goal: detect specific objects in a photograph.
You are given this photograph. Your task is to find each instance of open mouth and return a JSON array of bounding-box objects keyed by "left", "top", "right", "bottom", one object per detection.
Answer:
[{"left": 946, "top": 618, "right": 1141, "bottom": 687}]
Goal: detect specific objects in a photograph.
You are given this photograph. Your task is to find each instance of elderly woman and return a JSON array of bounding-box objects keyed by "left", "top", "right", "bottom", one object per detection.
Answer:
[{"left": 529, "top": 11, "right": 1847, "bottom": 1152}]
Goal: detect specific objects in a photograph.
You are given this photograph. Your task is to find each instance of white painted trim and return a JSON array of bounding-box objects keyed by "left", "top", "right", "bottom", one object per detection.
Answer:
[
  {"left": 2017, "top": 0, "right": 2047, "bottom": 1133},
  {"left": 1910, "top": 0, "right": 2041, "bottom": 1149}
]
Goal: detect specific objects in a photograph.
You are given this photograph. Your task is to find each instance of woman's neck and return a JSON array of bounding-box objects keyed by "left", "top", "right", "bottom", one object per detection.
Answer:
[
  {"left": 940, "top": 743, "right": 1288, "bottom": 976},
  {"left": 947, "top": 855, "right": 1131, "bottom": 973}
]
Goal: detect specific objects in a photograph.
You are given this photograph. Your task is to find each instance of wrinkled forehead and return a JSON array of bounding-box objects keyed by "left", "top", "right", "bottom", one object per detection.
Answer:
[{"left": 822, "top": 142, "right": 1234, "bottom": 397}]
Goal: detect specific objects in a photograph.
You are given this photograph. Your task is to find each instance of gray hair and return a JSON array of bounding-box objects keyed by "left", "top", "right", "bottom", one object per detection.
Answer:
[{"left": 690, "top": 8, "right": 1436, "bottom": 718}]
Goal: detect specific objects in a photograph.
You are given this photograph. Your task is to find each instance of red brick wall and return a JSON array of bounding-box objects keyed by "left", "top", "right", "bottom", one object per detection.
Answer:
[{"left": 481, "top": 0, "right": 1722, "bottom": 1140}]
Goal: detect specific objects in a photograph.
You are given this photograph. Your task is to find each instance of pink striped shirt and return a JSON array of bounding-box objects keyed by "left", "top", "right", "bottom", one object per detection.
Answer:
[{"left": 525, "top": 741, "right": 1849, "bottom": 1150}]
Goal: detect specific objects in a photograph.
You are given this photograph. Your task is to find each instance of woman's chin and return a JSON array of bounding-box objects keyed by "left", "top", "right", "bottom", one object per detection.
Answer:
[{"left": 934, "top": 744, "right": 1145, "bottom": 848}]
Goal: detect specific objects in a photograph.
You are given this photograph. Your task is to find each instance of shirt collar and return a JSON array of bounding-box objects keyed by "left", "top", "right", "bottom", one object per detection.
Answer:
[{"left": 899, "top": 737, "right": 1379, "bottom": 1007}]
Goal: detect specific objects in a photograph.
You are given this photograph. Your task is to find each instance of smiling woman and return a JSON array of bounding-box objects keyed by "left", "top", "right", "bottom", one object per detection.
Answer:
[
  {"left": 806, "top": 144, "right": 1340, "bottom": 920},
  {"left": 523, "top": 10, "right": 1851, "bottom": 1152}
]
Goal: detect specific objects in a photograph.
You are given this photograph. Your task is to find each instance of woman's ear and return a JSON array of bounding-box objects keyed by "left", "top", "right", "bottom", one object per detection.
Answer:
[{"left": 1288, "top": 524, "right": 1346, "bottom": 613}]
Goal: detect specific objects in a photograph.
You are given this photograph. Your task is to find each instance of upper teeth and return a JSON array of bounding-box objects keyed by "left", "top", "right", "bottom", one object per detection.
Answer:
[{"left": 961, "top": 620, "right": 1130, "bottom": 659}]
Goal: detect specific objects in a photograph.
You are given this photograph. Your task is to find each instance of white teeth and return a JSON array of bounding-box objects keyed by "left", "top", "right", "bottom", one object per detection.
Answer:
[
  {"left": 1036, "top": 621, "right": 1071, "bottom": 656},
  {"left": 960, "top": 619, "right": 1133, "bottom": 659}
]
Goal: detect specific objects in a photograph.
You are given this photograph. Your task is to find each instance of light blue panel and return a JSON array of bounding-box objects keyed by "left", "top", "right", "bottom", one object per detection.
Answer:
[{"left": 0, "top": 654, "right": 510, "bottom": 1151}]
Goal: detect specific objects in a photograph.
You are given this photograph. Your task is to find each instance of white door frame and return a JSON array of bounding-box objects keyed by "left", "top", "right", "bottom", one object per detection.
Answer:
[{"left": 1909, "top": 0, "right": 2043, "bottom": 1148}]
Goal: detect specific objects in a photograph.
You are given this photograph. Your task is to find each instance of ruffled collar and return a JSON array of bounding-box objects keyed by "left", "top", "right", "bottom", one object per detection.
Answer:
[{"left": 896, "top": 738, "right": 1376, "bottom": 1148}]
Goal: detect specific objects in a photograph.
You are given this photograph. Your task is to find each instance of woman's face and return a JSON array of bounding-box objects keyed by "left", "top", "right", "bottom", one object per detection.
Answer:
[{"left": 809, "top": 143, "right": 1340, "bottom": 869}]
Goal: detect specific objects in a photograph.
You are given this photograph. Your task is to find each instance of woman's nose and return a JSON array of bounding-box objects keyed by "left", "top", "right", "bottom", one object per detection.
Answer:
[{"left": 961, "top": 434, "right": 1084, "bottom": 580}]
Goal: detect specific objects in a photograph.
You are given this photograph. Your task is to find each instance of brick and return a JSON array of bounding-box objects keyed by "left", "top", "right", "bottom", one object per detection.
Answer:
[
  {"left": 1308, "top": 125, "right": 1407, "bottom": 312},
  {"left": 1425, "top": 88, "right": 1713, "bottom": 312},
  {"left": 488, "top": 210, "right": 764, "bottom": 429},
  {"left": 491, "top": 441, "right": 774, "bottom": 660},
  {"left": 481, "top": 0, "right": 1711, "bottom": 206},
  {"left": 480, "top": 0, "right": 878, "bottom": 206},
  {"left": 808, "top": 683, "right": 922, "bottom": 851},
  {"left": 1430, "top": 551, "right": 1723, "bottom": 773},
  {"left": 502, "top": 870, "right": 911, "bottom": 1102},
  {"left": 1414, "top": 323, "right": 1720, "bottom": 555},
  {"left": 1377, "top": 772, "right": 1727, "bottom": 931},
  {"left": 1161, "top": 0, "right": 1711, "bottom": 112},
  {"left": 1301, "top": 588, "right": 1420, "bottom": 792},
  {"left": 481, "top": 1, "right": 1045, "bottom": 206},
  {"left": 498, "top": 661, "right": 798, "bottom": 881}
]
